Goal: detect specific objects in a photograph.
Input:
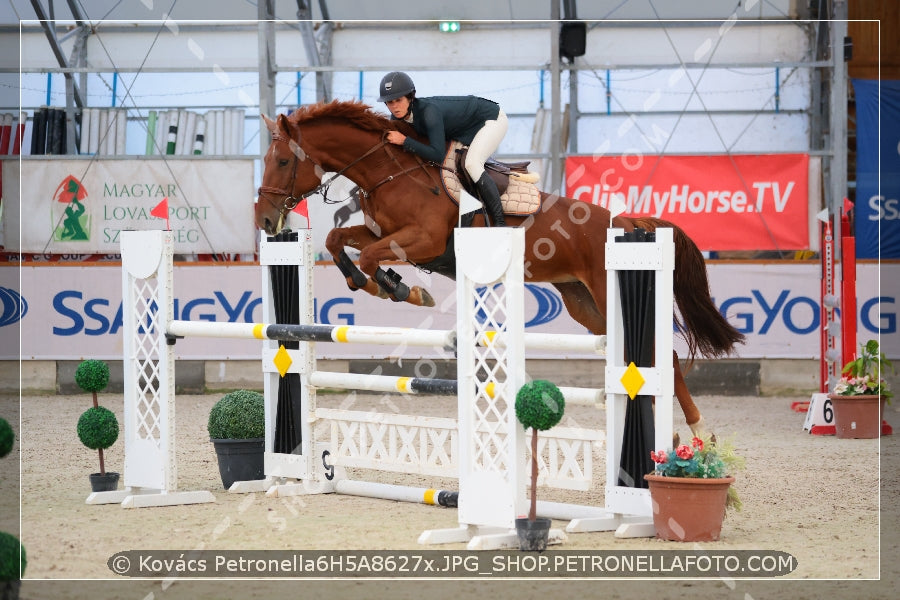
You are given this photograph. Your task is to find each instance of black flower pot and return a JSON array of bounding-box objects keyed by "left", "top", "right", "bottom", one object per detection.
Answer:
[
  {"left": 211, "top": 438, "right": 265, "bottom": 490},
  {"left": 515, "top": 517, "right": 552, "bottom": 552},
  {"left": 2, "top": 579, "right": 21, "bottom": 600},
  {"left": 89, "top": 471, "right": 119, "bottom": 492}
]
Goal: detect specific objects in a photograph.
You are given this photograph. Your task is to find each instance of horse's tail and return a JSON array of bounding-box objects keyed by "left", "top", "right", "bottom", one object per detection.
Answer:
[{"left": 632, "top": 217, "right": 746, "bottom": 361}]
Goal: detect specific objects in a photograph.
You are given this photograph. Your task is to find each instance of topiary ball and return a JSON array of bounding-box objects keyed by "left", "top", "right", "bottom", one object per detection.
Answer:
[
  {"left": 207, "top": 390, "right": 265, "bottom": 440},
  {"left": 0, "top": 532, "right": 26, "bottom": 579},
  {"left": 515, "top": 380, "right": 565, "bottom": 431},
  {"left": 0, "top": 417, "right": 13, "bottom": 458},
  {"left": 77, "top": 406, "right": 119, "bottom": 450},
  {"left": 75, "top": 360, "right": 110, "bottom": 393}
]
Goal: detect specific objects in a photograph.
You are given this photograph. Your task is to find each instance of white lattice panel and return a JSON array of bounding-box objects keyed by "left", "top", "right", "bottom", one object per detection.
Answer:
[
  {"left": 317, "top": 408, "right": 457, "bottom": 477},
  {"left": 455, "top": 228, "right": 527, "bottom": 530},
  {"left": 121, "top": 231, "right": 173, "bottom": 492},
  {"left": 531, "top": 426, "right": 605, "bottom": 491}
]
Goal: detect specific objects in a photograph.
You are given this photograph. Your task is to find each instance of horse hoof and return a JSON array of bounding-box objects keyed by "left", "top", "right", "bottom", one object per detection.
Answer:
[
  {"left": 688, "top": 416, "right": 707, "bottom": 438},
  {"left": 417, "top": 288, "right": 436, "bottom": 308}
]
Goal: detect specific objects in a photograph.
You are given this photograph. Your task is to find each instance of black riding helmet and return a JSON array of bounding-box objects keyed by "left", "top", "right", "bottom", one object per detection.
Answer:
[{"left": 378, "top": 71, "right": 416, "bottom": 102}]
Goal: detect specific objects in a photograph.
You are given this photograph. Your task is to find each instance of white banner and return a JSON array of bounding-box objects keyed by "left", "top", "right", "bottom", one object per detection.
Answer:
[
  {"left": 0, "top": 261, "right": 894, "bottom": 361},
  {"left": 2, "top": 158, "right": 257, "bottom": 255}
]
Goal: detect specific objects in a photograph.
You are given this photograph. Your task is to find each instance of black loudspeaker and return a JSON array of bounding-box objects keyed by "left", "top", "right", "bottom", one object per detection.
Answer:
[{"left": 560, "top": 21, "right": 586, "bottom": 61}]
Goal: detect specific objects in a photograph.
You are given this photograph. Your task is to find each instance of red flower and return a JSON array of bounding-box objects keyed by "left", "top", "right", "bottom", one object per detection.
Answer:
[
  {"left": 691, "top": 436, "right": 704, "bottom": 451},
  {"left": 650, "top": 450, "right": 667, "bottom": 464},
  {"left": 675, "top": 444, "right": 694, "bottom": 460}
]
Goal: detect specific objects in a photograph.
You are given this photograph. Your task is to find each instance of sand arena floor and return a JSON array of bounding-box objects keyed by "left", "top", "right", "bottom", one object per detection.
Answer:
[{"left": 2, "top": 391, "right": 898, "bottom": 599}]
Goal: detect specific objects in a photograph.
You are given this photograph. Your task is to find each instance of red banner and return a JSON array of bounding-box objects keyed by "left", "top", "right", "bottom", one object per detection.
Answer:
[{"left": 565, "top": 154, "right": 810, "bottom": 251}]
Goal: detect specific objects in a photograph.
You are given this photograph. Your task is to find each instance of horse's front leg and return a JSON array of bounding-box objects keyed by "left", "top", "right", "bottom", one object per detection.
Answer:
[
  {"left": 673, "top": 350, "right": 707, "bottom": 437},
  {"left": 356, "top": 231, "right": 442, "bottom": 307},
  {"left": 325, "top": 226, "right": 388, "bottom": 299}
]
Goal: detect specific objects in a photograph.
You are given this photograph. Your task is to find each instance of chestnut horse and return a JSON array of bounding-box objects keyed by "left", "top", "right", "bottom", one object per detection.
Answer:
[{"left": 255, "top": 101, "right": 745, "bottom": 434}]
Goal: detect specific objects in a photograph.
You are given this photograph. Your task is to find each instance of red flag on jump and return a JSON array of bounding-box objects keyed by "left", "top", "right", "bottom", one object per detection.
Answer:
[
  {"left": 151, "top": 197, "right": 170, "bottom": 230},
  {"left": 292, "top": 197, "right": 310, "bottom": 224}
]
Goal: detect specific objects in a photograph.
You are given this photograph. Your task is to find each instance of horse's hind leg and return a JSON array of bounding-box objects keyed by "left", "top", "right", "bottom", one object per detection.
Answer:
[{"left": 673, "top": 350, "right": 706, "bottom": 436}]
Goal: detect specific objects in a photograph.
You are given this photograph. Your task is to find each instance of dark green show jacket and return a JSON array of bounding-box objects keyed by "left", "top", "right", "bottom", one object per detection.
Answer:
[{"left": 392, "top": 96, "right": 501, "bottom": 163}]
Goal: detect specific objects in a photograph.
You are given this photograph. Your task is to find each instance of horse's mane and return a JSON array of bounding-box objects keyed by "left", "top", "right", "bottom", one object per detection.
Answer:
[{"left": 287, "top": 100, "right": 395, "bottom": 133}]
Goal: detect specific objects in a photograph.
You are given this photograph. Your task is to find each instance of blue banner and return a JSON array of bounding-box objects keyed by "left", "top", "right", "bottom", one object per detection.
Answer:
[{"left": 852, "top": 79, "right": 900, "bottom": 258}]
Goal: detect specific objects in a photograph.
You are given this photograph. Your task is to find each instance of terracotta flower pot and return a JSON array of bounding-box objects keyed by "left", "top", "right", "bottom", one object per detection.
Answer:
[
  {"left": 828, "top": 394, "right": 885, "bottom": 439},
  {"left": 644, "top": 474, "right": 735, "bottom": 542}
]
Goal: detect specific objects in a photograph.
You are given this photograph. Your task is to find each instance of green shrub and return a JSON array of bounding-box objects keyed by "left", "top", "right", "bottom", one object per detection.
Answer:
[
  {"left": 77, "top": 406, "right": 119, "bottom": 450},
  {"left": 515, "top": 380, "right": 565, "bottom": 431},
  {"left": 207, "top": 390, "right": 265, "bottom": 439},
  {"left": 74, "top": 360, "right": 110, "bottom": 393},
  {"left": 0, "top": 532, "right": 26, "bottom": 579},
  {"left": 0, "top": 417, "right": 13, "bottom": 458}
]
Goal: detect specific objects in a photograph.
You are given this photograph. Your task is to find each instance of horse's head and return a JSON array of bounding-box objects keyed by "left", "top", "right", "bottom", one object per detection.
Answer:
[{"left": 255, "top": 113, "right": 324, "bottom": 235}]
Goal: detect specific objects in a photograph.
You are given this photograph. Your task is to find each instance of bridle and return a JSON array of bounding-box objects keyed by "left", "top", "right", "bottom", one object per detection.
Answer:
[
  {"left": 256, "top": 130, "right": 370, "bottom": 223},
  {"left": 257, "top": 126, "right": 443, "bottom": 227}
]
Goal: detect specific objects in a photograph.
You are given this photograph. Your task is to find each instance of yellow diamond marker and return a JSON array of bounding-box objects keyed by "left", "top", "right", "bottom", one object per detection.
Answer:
[
  {"left": 273, "top": 344, "right": 293, "bottom": 377},
  {"left": 620, "top": 361, "right": 646, "bottom": 399}
]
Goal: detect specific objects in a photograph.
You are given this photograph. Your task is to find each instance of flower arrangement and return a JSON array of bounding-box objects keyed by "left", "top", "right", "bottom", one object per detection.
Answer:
[
  {"left": 833, "top": 339, "right": 894, "bottom": 403},
  {"left": 650, "top": 435, "right": 744, "bottom": 510}
]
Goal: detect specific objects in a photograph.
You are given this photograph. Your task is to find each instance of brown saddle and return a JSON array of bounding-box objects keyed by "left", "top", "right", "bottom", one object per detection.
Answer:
[{"left": 454, "top": 146, "right": 533, "bottom": 196}]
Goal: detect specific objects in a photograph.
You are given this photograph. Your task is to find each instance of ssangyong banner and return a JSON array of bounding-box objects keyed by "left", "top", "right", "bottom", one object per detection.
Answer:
[
  {"left": 2, "top": 158, "right": 257, "bottom": 255},
  {"left": 565, "top": 154, "right": 811, "bottom": 252},
  {"left": 852, "top": 79, "right": 900, "bottom": 259},
  {"left": 0, "top": 262, "right": 893, "bottom": 362}
]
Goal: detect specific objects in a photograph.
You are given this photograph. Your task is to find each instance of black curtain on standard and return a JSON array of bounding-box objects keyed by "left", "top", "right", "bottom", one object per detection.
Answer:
[
  {"left": 270, "top": 230, "right": 304, "bottom": 454},
  {"left": 616, "top": 228, "right": 656, "bottom": 488}
]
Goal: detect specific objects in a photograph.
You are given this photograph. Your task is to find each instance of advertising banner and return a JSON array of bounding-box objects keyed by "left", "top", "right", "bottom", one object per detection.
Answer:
[
  {"left": 2, "top": 158, "right": 257, "bottom": 255},
  {"left": 0, "top": 261, "right": 893, "bottom": 362},
  {"left": 565, "top": 154, "right": 811, "bottom": 252},
  {"left": 852, "top": 79, "right": 900, "bottom": 259}
]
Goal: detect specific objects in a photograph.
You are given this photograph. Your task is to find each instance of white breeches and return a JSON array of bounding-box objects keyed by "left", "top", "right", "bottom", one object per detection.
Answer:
[{"left": 464, "top": 109, "right": 508, "bottom": 181}]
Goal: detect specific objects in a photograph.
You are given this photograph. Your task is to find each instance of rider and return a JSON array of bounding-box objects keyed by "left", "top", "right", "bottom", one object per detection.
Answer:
[{"left": 377, "top": 71, "right": 507, "bottom": 227}]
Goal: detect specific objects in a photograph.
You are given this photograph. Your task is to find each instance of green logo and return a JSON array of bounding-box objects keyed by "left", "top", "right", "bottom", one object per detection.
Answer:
[{"left": 52, "top": 175, "right": 90, "bottom": 242}]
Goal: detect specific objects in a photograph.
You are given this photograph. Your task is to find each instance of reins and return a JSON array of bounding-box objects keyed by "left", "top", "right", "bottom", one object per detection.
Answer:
[{"left": 257, "top": 127, "right": 442, "bottom": 223}]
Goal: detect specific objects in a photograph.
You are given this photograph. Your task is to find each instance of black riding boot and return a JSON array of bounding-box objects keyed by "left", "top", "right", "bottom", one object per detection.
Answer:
[{"left": 474, "top": 173, "right": 507, "bottom": 227}]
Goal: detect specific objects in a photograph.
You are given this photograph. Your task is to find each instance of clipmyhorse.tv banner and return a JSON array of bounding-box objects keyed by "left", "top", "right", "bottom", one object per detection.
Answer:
[
  {"left": 565, "top": 153, "right": 811, "bottom": 252},
  {"left": 3, "top": 158, "right": 256, "bottom": 255}
]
